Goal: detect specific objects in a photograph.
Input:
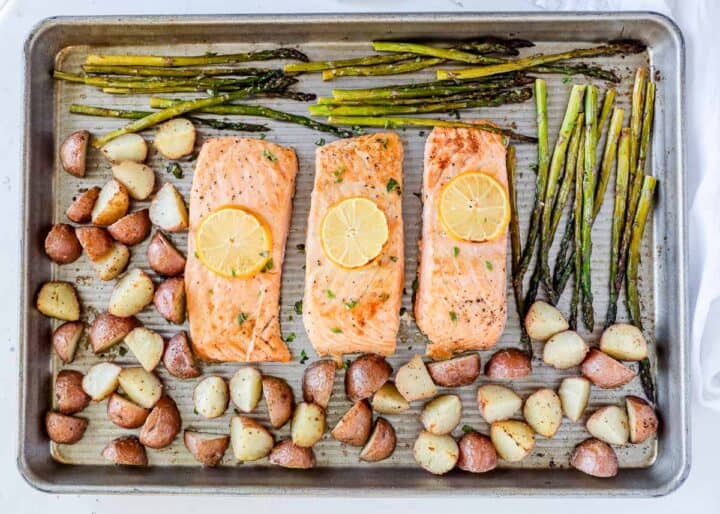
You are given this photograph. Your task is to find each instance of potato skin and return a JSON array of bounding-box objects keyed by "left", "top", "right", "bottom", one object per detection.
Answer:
[
  {"left": 89, "top": 312, "right": 140, "bottom": 353},
  {"left": 581, "top": 349, "right": 636, "bottom": 388},
  {"left": 626, "top": 395, "right": 659, "bottom": 443},
  {"left": 184, "top": 431, "right": 230, "bottom": 467},
  {"left": 52, "top": 321, "right": 84, "bottom": 363},
  {"left": 570, "top": 438, "right": 618, "bottom": 478},
  {"left": 45, "top": 411, "right": 88, "bottom": 444},
  {"left": 153, "top": 276, "right": 186, "bottom": 324},
  {"left": 147, "top": 231, "right": 186, "bottom": 277},
  {"left": 76, "top": 226, "right": 115, "bottom": 261},
  {"left": 55, "top": 370, "right": 91, "bottom": 415},
  {"left": 360, "top": 418, "right": 396, "bottom": 462},
  {"left": 345, "top": 354, "right": 392, "bottom": 402},
  {"left": 66, "top": 186, "right": 101, "bottom": 224},
  {"left": 107, "top": 393, "right": 150, "bottom": 429},
  {"left": 269, "top": 440, "right": 316, "bottom": 469},
  {"left": 139, "top": 395, "right": 181, "bottom": 449},
  {"left": 92, "top": 180, "right": 129, "bottom": 226},
  {"left": 162, "top": 331, "right": 200, "bottom": 379},
  {"left": 484, "top": 349, "right": 531, "bottom": 379},
  {"left": 262, "top": 376, "right": 294, "bottom": 428},
  {"left": 302, "top": 359, "right": 336, "bottom": 408},
  {"left": 331, "top": 400, "right": 372, "bottom": 446},
  {"left": 102, "top": 435, "right": 148, "bottom": 466},
  {"left": 44, "top": 224, "right": 82, "bottom": 264},
  {"left": 60, "top": 130, "right": 89, "bottom": 177},
  {"left": 108, "top": 209, "right": 151, "bottom": 246},
  {"left": 457, "top": 431, "right": 497, "bottom": 473},
  {"left": 426, "top": 353, "right": 481, "bottom": 387}
]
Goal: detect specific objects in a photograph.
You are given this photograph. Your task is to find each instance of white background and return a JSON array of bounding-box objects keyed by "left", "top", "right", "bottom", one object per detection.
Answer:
[{"left": 1, "top": 1, "right": 719, "bottom": 512}]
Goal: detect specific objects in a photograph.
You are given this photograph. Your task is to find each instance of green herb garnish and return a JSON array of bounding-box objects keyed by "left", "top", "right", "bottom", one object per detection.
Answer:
[
  {"left": 237, "top": 312, "right": 248, "bottom": 325},
  {"left": 344, "top": 299, "right": 359, "bottom": 310},
  {"left": 330, "top": 327, "right": 342, "bottom": 334},
  {"left": 315, "top": 138, "right": 326, "bottom": 146},
  {"left": 324, "top": 289, "right": 335, "bottom": 299},
  {"left": 263, "top": 148, "right": 278, "bottom": 162},
  {"left": 453, "top": 246, "right": 460, "bottom": 258},
  {"left": 485, "top": 260, "right": 493, "bottom": 271},
  {"left": 299, "top": 349, "right": 308, "bottom": 363},
  {"left": 166, "top": 162, "right": 183, "bottom": 179},
  {"left": 261, "top": 258, "right": 274, "bottom": 272},
  {"left": 386, "top": 178, "right": 401, "bottom": 194},
  {"left": 294, "top": 300, "right": 303, "bottom": 315},
  {"left": 449, "top": 311, "right": 458, "bottom": 322},
  {"left": 286, "top": 332, "right": 296, "bottom": 343},
  {"left": 462, "top": 424, "right": 473, "bottom": 433}
]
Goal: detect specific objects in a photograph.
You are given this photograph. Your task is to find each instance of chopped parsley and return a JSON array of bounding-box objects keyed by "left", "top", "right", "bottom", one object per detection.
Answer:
[
  {"left": 166, "top": 162, "right": 183, "bottom": 179},
  {"left": 485, "top": 260, "right": 493, "bottom": 271},
  {"left": 194, "top": 251, "right": 199, "bottom": 258},
  {"left": 390, "top": 255, "right": 398, "bottom": 263},
  {"left": 562, "top": 75, "right": 572, "bottom": 84},
  {"left": 258, "top": 133, "right": 266, "bottom": 140},
  {"left": 333, "top": 166, "right": 345, "bottom": 183},
  {"left": 324, "top": 289, "right": 335, "bottom": 299},
  {"left": 299, "top": 349, "right": 308, "bottom": 363},
  {"left": 237, "top": 312, "right": 248, "bottom": 325},
  {"left": 296, "top": 243, "right": 305, "bottom": 253},
  {"left": 344, "top": 359, "right": 351, "bottom": 368},
  {"left": 453, "top": 246, "right": 460, "bottom": 258},
  {"left": 344, "top": 299, "right": 359, "bottom": 310},
  {"left": 315, "top": 138, "right": 326, "bottom": 146},
  {"left": 231, "top": 269, "right": 237, "bottom": 277},
  {"left": 449, "top": 311, "right": 458, "bottom": 323},
  {"left": 294, "top": 300, "right": 303, "bottom": 315},
  {"left": 419, "top": 130, "right": 426, "bottom": 137},
  {"left": 462, "top": 424, "right": 474, "bottom": 433},
  {"left": 285, "top": 332, "right": 296, "bottom": 343},
  {"left": 261, "top": 258, "right": 274, "bottom": 272},
  {"left": 262, "top": 148, "right": 278, "bottom": 162},
  {"left": 386, "top": 178, "right": 401, "bottom": 194},
  {"left": 379, "top": 292, "right": 390, "bottom": 302},
  {"left": 330, "top": 327, "right": 342, "bottom": 334},
  {"left": 118, "top": 346, "right": 128, "bottom": 356}
]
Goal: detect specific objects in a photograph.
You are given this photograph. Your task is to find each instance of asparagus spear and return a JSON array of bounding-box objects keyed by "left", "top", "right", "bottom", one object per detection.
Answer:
[
  {"left": 506, "top": 146, "right": 531, "bottom": 355},
  {"left": 82, "top": 65, "right": 275, "bottom": 77},
  {"left": 593, "top": 108, "right": 624, "bottom": 217},
  {"left": 629, "top": 68, "right": 648, "bottom": 175},
  {"left": 329, "top": 74, "right": 533, "bottom": 101},
  {"left": 284, "top": 53, "right": 417, "bottom": 73},
  {"left": 307, "top": 88, "right": 532, "bottom": 116},
  {"left": 596, "top": 89, "right": 617, "bottom": 143},
  {"left": 627, "top": 176, "right": 658, "bottom": 403},
  {"left": 317, "top": 87, "right": 530, "bottom": 106},
  {"left": 148, "top": 97, "right": 356, "bottom": 138},
  {"left": 580, "top": 85, "right": 598, "bottom": 330},
  {"left": 513, "top": 79, "right": 549, "bottom": 315},
  {"left": 321, "top": 58, "right": 444, "bottom": 80},
  {"left": 436, "top": 40, "right": 645, "bottom": 80},
  {"left": 326, "top": 116, "right": 537, "bottom": 143},
  {"left": 54, "top": 70, "right": 259, "bottom": 89},
  {"left": 372, "top": 41, "right": 504, "bottom": 64},
  {"left": 84, "top": 48, "right": 309, "bottom": 67},
  {"left": 616, "top": 81, "right": 655, "bottom": 294},
  {"left": 605, "top": 129, "right": 631, "bottom": 327},
  {"left": 538, "top": 85, "right": 585, "bottom": 297},
  {"left": 532, "top": 64, "right": 620, "bottom": 83},
  {"left": 570, "top": 132, "right": 586, "bottom": 330}
]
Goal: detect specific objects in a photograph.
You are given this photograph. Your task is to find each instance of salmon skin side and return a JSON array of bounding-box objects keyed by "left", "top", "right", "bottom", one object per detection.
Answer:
[
  {"left": 415, "top": 126, "right": 508, "bottom": 360},
  {"left": 303, "top": 132, "right": 404, "bottom": 361},
  {"left": 186, "top": 137, "right": 296, "bottom": 362}
]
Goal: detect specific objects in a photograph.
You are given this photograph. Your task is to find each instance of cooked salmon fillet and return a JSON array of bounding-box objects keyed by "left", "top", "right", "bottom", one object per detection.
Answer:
[
  {"left": 415, "top": 126, "right": 508, "bottom": 360},
  {"left": 185, "top": 137, "right": 296, "bottom": 362},
  {"left": 303, "top": 132, "right": 404, "bottom": 360}
]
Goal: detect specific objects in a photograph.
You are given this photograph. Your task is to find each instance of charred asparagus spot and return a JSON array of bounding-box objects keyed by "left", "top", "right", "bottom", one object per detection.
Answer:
[
  {"left": 580, "top": 85, "right": 598, "bottom": 330},
  {"left": 84, "top": 48, "right": 309, "bottom": 67},
  {"left": 437, "top": 40, "right": 645, "bottom": 80},
  {"left": 605, "top": 129, "right": 631, "bottom": 327},
  {"left": 372, "top": 41, "right": 506, "bottom": 64}
]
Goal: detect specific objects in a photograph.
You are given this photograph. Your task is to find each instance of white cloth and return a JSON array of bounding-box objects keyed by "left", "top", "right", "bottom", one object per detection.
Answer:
[{"left": 534, "top": 0, "right": 720, "bottom": 410}]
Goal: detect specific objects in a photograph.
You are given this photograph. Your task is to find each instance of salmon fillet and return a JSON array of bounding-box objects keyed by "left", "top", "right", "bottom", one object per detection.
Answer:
[
  {"left": 303, "top": 132, "right": 404, "bottom": 360},
  {"left": 185, "top": 137, "right": 297, "bottom": 362},
  {"left": 415, "top": 126, "right": 508, "bottom": 360}
]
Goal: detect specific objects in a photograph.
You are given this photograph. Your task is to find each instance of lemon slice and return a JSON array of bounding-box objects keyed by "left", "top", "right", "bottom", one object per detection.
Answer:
[
  {"left": 196, "top": 207, "right": 271, "bottom": 278},
  {"left": 439, "top": 171, "right": 510, "bottom": 242},
  {"left": 321, "top": 197, "right": 389, "bottom": 268}
]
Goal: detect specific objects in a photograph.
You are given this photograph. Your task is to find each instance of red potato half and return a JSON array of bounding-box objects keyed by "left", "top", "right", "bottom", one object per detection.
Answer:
[
  {"left": 269, "top": 440, "right": 316, "bottom": 469},
  {"left": 420, "top": 394, "right": 462, "bottom": 435},
  {"left": 89, "top": 312, "right": 139, "bottom": 353},
  {"left": 413, "top": 431, "right": 458, "bottom": 475},
  {"left": 291, "top": 402, "right": 326, "bottom": 448},
  {"left": 345, "top": 353, "right": 392, "bottom": 402},
  {"left": 81, "top": 362, "right": 121, "bottom": 401},
  {"left": 302, "top": 359, "right": 336, "bottom": 408},
  {"left": 106, "top": 393, "right": 149, "bottom": 429},
  {"left": 66, "top": 186, "right": 101, "bottom": 224},
  {"left": 108, "top": 209, "right": 151, "bottom": 246},
  {"left": 490, "top": 420, "right": 535, "bottom": 462},
  {"left": 44, "top": 224, "right": 82, "bottom": 264},
  {"left": 558, "top": 376, "right": 591, "bottom": 422},
  {"left": 36, "top": 281, "right": 80, "bottom": 321},
  {"left": 45, "top": 411, "right": 88, "bottom": 444},
  {"left": 262, "top": 375, "right": 294, "bottom": 428},
  {"left": 55, "top": 370, "right": 91, "bottom": 414},
  {"left": 149, "top": 182, "right": 188, "bottom": 232},
  {"left": 139, "top": 395, "right": 181, "bottom": 449},
  {"left": 118, "top": 367, "right": 163, "bottom": 409},
  {"left": 457, "top": 431, "right": 497, "bottom": 473},
  {"left": 543, "top": 330, "right": 589, "bottom": 369},
  {"left": 586, "top": 405, "right": 630, "bottom": 446},
  {"left": 600, "top": 324, "right": 648, "bottom": 361},
  {"left": 184, "top": 431, "right": 230, "bottom": 467},
  {"left": 102, "top": 435, "right": 148, "bottom": 466},
  {"left": 230, "top": 367, "right": 262, "bottom": 412},
  {"left": 91, "top": 242, "right": 130, "bottom": 281},
  {"left": 230, "top": 415, "right": 274, "bottom": 462},
  {"left": 193, "top": 376, "right": 229, "bottom": 419},
  {"left": 331, "top": 400, "right": 372, "bottom": 446},
  {"left": 146, "top": 231, "right": 186, "bottom": 277},
  {"left": 626, "top": 395, "right": 659, "bottom": 443},
  {"left": 476, "top": 384, "right": 522, "bottom": 424},
  {"left": 52, "top": 321, "right": 84, "bottom": 363},
  {"left": 108, "top": 269, "right": 155, "bottom": 318},
  {"left": 522, "top": 388, "right": 562, "bottom": 438},
  {"left": 426, "top": 353, "right": 481, "bottom": 387},
  {"left": 581, "top": 349, "right": 637, "bottom": 388},
  {"left": 153, "top": 276, "right": 186, "bottom": 324},
  {"left": 571, "top": 438, "right": 618, "bottom": 478},
  {"left": 91, "top": 180, "right": 129, "bottom": 226},
  {"left": 60, "top": 130, "right": 90, "bottom": 177},
  {"left": 360, "top": 418, "right": 396, "bottom": 462},
  {"left": 112, "top": 161, "right": 156, "bottom": 200},
  {"left": 395, "top": 354, "right": 436, "bottom": 402},
  {"left": 162, "top": 331, "right": 200, "bottom": 379},
  {"left": 371, "top": 382, "right": 410, "bottom": 414},
  {"left": 154, "top": 118, "right": 196, "bottom": 160},
  {"left": 124, "top": 327, "right": 164, "bottom": 372},
  {"left": 524, "top": 300, "right": 569, "bottom": 341},
  {"left": 101, "top": 133, "right": 148, "bottom": 164},
  {"left": 484, "top": 348, "right": 531, "bottom": 379},
  {"left": 75, "top": 226, "right": 114, "bottom": 261}
]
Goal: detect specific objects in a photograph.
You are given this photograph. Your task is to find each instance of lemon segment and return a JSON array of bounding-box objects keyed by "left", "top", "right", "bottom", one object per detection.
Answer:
[
  {"left": 195, "top": 207, "right": 272, "bottom": 278},
  {"left": 321, "top": 197, "right": 389, "bottom": 268},
  {"left": 438, "top": 171, "right": 510, "bottom": 242}
]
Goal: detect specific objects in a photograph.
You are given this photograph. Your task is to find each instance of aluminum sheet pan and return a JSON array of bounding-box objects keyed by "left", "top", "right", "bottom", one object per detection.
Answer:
[{"left": 19, "top": 13, "right": 688, "bottom": 496}]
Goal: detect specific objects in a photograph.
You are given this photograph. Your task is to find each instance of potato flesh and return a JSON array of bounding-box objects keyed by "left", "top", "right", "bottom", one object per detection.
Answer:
[
  {"left": 230, "top": 416, "right": 273, "bottom": 461},
  {"left": 112, "top": 161, "right": 156, "bottom": 200},
  {"left": 230, "top": 367, "right": 263, "bottom": 413},
  {"left": 586, "top": 405, "right": 630, "bottom": 445},
  {"left": 118, "top": 367, "right": 162, "bottom": 409},
  {"left": 490, "top": 420, "right": 535, "bottom": 462},
  {"left": 477, "top": 384, "right": 522, "bottom": 423},
  {"left": 522, "top": 388, "right": 562, "bottom": 438},
  {"left": 413, "top": 431, "right": 458, "bottom": 475},
  {"left": 558, "top": 377, "right": 591, "bottom": 421},
  {"left": 395, "top": 355, "right": 436, "bottom": 401},
  {"left": 600, "top": 323, "right": 648, "bottom": 361},
  {"left": 193, "top": 376, "right": 229, "bottom": 419},
  {"left": 149, "top": 183, "right": 189, "bottom": 232},
  {"left": 124, "top": 327, "right": 164, "bottom": 372},
  {"left": 101, "top": 133, "right": 148, "bottom": 164},
  {"left": 36, "top": 281, "right": 80, "bottom": 321},
  {"left": 82, "top": 362, "right": 121, "bottom": 401},
  {"left": 155, "top": 118, "right": 196, "bottom": 159},
  {"left": 543, "top": 330, "right": 589, "bottom": 369},
  {"left": 108, "top": 269, "right": 155, "bottom": 317},
  {"left": 420, "top": 395, "right": 462, "bottom": 435},
  {"left": 371, "top": 382, "right": 410, "bottom": 414},
  {"left": 291, "top": 402, "right": 325, "bottom": 448},
  {"left": 524, "top": 301, "right": 569, "bottom": 341},
  {"left": 92, "top": 243, "right": 130, "bottom": 281},
  {"left": 91, "top": 180, "right": 129, "bottom": 226}
]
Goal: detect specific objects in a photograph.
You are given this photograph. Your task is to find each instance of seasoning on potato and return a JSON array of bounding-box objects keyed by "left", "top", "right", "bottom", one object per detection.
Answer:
[
  {"left": 153, "top": 276, "right": 186, "bottom": 324},
  {"left": 193, "top": 376, "right": 229, "bottom": 419},
  {"left": 230, "top": 367, "right": 263, "bottom": 412},
  {"left": 302, "top": 359, "right": 336, "bottom": 408},
  {"left": 395, "top": 354, "right": 436, "bottom": 402},
  {"left": 413, "top": 431, "right": 458, "bottom": 475},
  {"left": 147, "top": 231, "right": 186, "bottom": 277},
  {"left": 36, "top": 281, "right": 81, "bottom": 321},
  {"left": 262, "top": 375, "right": 294, "bottom": 428},
  {"left": 44, "top": 223, "right": 82, "bottom": 264},
  {"left": 66, "top": 186, "right": 100, "bottom": 224},
  {"left": 60, "top": 130, "right": 90, "bottom": 177}
]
